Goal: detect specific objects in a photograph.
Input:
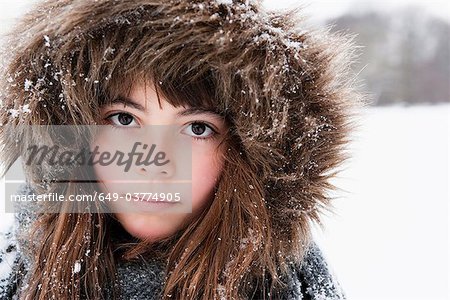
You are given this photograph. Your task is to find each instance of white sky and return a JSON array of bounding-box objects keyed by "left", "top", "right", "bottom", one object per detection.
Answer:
[{"left": 262, "top": 0, "right": 450, "bottom": 23}]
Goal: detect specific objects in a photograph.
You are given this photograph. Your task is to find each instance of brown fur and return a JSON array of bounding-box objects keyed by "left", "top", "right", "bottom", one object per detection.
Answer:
[{"left": 0, "top": 0, "right": 365, "bottom": 299}]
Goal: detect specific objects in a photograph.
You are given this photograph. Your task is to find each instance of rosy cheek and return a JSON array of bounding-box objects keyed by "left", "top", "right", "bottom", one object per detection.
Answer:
[{"left": 191, "top": 153, "right": 222, "bottom": 208}]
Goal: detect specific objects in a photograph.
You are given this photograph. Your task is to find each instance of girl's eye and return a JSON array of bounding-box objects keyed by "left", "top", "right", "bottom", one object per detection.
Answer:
[
  {"left": 183, "top": 122, "right": 216, "bottom": 140},
  {"left": 106, "top": 112, "right": 139, "bottom": 127}
]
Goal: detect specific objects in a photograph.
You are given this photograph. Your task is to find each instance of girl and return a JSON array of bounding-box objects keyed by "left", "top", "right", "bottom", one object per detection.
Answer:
[{"left": 0, "top": 0, "right": 363, "bottom": 299}]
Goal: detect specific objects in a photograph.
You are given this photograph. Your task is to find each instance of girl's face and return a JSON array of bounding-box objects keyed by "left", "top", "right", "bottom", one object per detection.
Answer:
[{"left": 93, "top": 82, "right": 227, "bottom": 241}]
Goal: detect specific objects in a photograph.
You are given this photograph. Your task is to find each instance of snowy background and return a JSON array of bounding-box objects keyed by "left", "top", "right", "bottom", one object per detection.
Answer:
[{"left": 0, "top": 1, "right": 449, "bottom": 300}]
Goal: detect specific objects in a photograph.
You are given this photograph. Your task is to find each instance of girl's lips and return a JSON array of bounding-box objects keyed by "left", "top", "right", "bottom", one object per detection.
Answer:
[
  {"left": 135, "top": 197, "right": 172, "bottom": 203},
  {"left": 128, "top": 195, "right": 180, "bottom": 205},
  {"left": 115, "top": 194, "right": 182, "bottom": 211}
]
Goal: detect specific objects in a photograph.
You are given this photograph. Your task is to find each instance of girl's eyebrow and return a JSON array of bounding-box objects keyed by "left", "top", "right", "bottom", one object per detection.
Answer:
[
  {"left": 109, "top": 96, "right": 224, "bottom": 120},
  {"left": 109, "top": 96, "right": 146, "bottom": 111},
  {"left": 177, "top": 108, "right": 225, "bottom": 121}
]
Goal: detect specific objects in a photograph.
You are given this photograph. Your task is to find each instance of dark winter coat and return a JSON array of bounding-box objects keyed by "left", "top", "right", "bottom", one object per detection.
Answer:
[{"left": 0, "top": 185, "right": 345, "bottom": 300}]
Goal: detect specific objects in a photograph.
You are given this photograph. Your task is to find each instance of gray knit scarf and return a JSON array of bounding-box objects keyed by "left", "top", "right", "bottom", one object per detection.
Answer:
[{"left": 0, "top": 184, "right": 346, "bottom": 299}]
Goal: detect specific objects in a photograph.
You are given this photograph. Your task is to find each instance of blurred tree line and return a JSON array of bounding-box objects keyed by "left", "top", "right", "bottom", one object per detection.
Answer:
[{"left": 326, "top": 7, "right": 449, "bottom": 106}]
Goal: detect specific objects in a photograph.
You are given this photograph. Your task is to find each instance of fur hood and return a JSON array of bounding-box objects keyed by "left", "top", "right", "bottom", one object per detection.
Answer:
[{"left": 0, "top": 0, "right": 362, "bottom": 298}]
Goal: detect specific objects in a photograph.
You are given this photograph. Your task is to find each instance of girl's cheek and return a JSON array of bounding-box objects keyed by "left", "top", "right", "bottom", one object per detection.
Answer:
[{"left": 191, "top": 149, "right": 224, "bottom": 209}]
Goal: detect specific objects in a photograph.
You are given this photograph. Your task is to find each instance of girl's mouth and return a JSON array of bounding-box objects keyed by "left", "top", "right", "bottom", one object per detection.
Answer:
[
  {"left": 113, "top": 193, "right": 185, "bottom": 212},
  {"left": 133, "top": 196, "right": 173, "bottom": 203},
  {"left": 128, "top": 194, "right": 180, "bottom": 209}
]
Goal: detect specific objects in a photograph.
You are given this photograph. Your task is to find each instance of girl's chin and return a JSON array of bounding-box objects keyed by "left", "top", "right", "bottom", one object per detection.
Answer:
[{"left": 115, "top": 212, "right": 185, "bottom": 241}]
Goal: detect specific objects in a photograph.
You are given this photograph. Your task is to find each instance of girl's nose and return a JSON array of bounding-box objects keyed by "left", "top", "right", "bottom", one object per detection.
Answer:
[
  {"left": 131, "top": 125, "right": 178, "bottom": 179},
  {"left": 135, "top": 161, "right": 175, "bottom": 179}
]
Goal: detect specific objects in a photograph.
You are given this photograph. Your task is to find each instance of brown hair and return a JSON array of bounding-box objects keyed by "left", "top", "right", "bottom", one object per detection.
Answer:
[{"left": 0, "top": 0, "right": 365, "bottom": 299}]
